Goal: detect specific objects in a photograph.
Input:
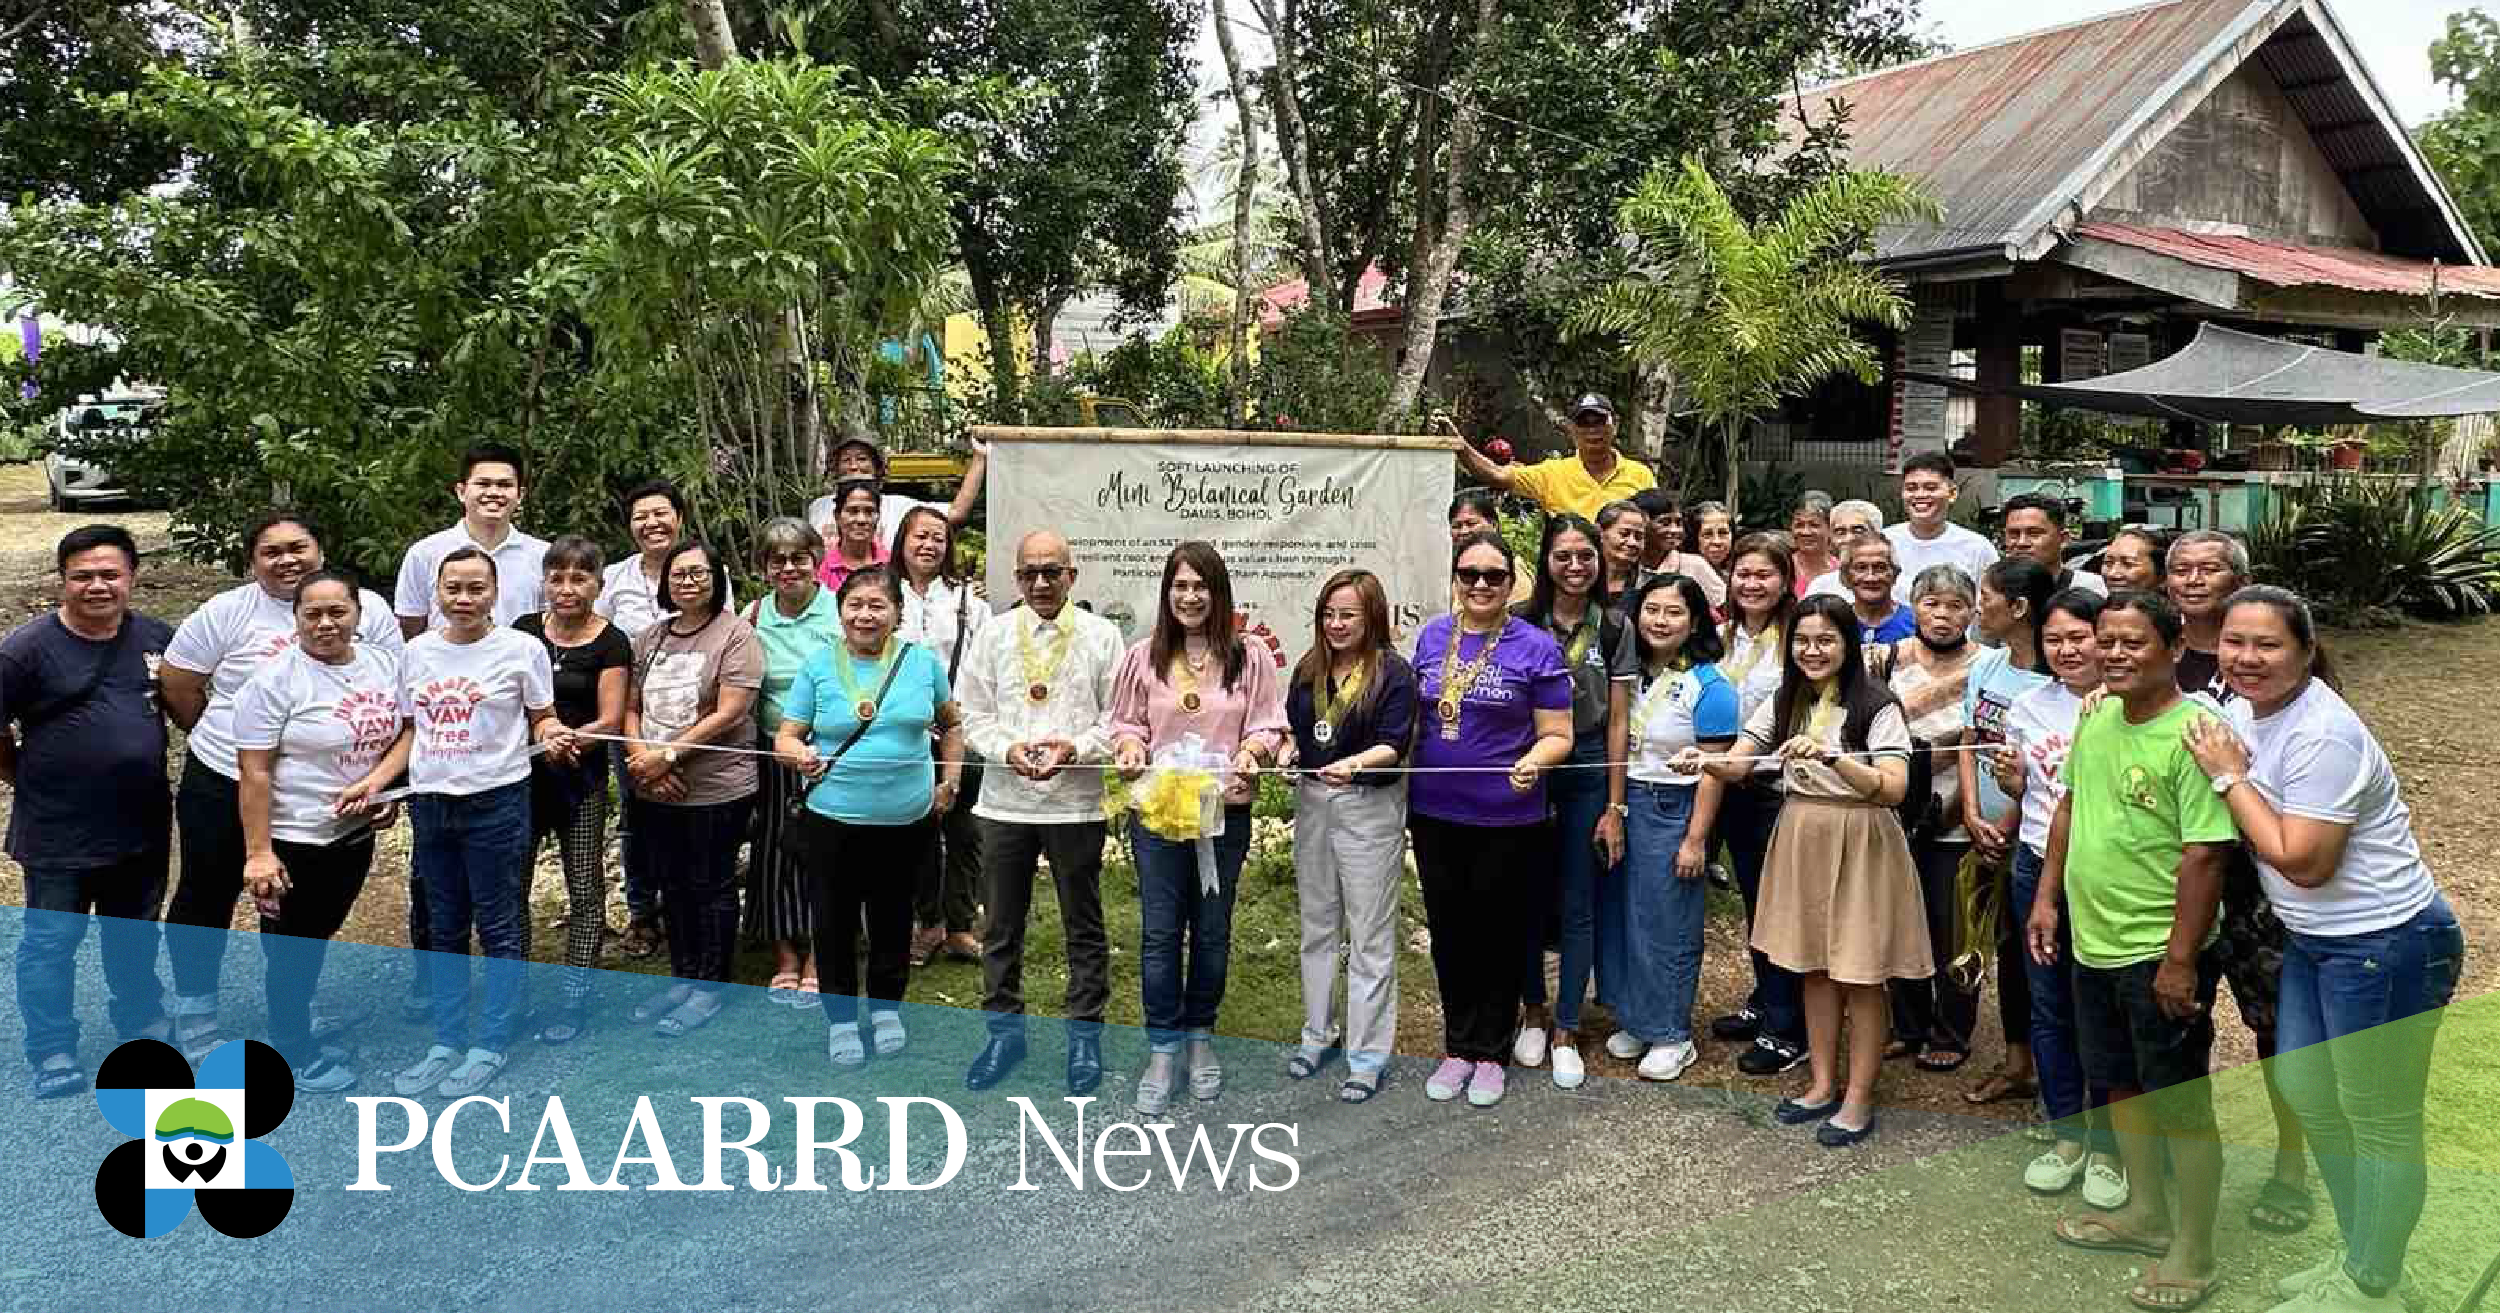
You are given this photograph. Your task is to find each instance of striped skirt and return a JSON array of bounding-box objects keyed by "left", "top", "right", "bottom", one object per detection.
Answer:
[{"left": 742, "top": 734, "right": 814, "bottom": 943}]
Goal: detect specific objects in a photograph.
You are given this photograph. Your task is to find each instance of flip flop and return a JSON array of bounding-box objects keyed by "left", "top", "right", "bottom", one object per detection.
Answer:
[
  {"left": 2248, "top": 1178, "right": 2314, "bottom": 1234},
  {"left": 1337, "top": 1075, "right": 1381, "bottom": 1104},
  {"left": 654, "top": 992, "right": 725, "bottom": 1038},
  {"left": 1964, "top": 1069, "right": 2040, "bottom": 1105},
  {"left": 2128, "top": 1264, "right": 2225, "bottom": 1312},
  {"left": 1285, "top": 1050, "right": 1326, "bottom": 1080},
  {"left": 1915, "top": 1046, "right": 1971, "bottom": 1073},
  {"left": 2052, "top": 1214, "right": 2170, "bottom": 1257},
  {"left": 631, "top": 983, "right": 691, "bottom": 1024}
]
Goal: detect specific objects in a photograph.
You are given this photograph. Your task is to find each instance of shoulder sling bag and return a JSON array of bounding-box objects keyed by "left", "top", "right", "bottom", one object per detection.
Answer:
[{"left": 790, "top": 642, "right": 913, "bottom": 823}]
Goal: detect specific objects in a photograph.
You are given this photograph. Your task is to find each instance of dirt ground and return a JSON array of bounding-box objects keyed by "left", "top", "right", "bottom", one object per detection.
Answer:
[{"left": 3, "top": 460, "right": 2497, "bottom": 1120}]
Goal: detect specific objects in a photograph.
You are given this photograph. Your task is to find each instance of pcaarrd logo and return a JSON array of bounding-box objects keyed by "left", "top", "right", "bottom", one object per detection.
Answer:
[{"left": 93, "top": 1038, "right": 295, "bottom": 1238}]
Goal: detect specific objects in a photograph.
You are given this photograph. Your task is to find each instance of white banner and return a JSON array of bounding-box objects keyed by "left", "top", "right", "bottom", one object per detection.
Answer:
[{"left": 985, "top": 434, "right": 1456, "bottom": 671}]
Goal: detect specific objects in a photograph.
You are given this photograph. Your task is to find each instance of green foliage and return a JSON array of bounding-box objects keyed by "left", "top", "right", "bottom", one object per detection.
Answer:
[
  {"left": 542, "top": 59, "right": 963, "bottom": 544},
  {"left": 1072, "top": 332, "right": 1231, "bottom": 429},
  {"left": 2246, "top": 476, "right": 2500, "bottom": 623},
  {"left": 1572, "top": 155, "right": 1937, "bottom": 517},
  {"left": 2422, "top": 11, "right": 2500, "bottom": 253},
  {"left": 1737, "top": 464, "right": 1810, "bottom": 534},
  {"left": 1246, "top": 307, "right": 1407, "bottom": 434}
]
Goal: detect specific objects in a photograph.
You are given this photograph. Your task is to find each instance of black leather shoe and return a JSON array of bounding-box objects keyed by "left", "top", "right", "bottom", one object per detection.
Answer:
[
  {"left": 964, "top": 1034, "right": 1026, "bottom": 1091},
  {"left": 1066, "top": 1034, "right": 1104, "bottom": 1096}
]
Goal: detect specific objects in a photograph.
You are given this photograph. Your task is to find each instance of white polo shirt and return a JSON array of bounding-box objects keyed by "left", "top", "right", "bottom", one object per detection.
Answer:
[{"left": 394, "top": 522, "right": 549, "bottom": 630}]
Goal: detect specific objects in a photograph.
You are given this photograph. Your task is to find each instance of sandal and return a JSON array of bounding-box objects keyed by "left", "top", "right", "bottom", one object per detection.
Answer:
[
  {"left": 537, "top": 1004, "right": 590, "bottom": 1046},
  {"left": 2249, "top": 1178, "right": 2314, "bottom": 1234},
  {"left": 1882, "top": 1038, "right": 1918, "bottom": 1061},
  {"left": 620, "top": 919, "right": 662, "bottom": 959},
  {"left": 1285, "top": 1049, "right": 1327, "bottom": 1080},
  {"left": 2128, "top": 1265, "right": 2225, "bottom": 1312},
  {"left": 768, "top": 971, "right": 803, "bottom": 1002},
  {"left": 783, "top": 976, "right": 821, "bottom": 1010},
  {"left": 654, "top": 991, "right": 725, "bottom": 1038},
  {"left": 30, "top": 1059, "right": 88, "bottom": 1101},
  {"left": 908, "top": 926, "right": 945, "bottom": 967},
  {"left": 631, "top": 983, "right": 692, "bottom": 1024},
  {"left": 1338, "top": 1074, "right": 1381, "bottom": 1104},
  {"left": 1964, "top": 1068, "right": 2040, "bottom": 1105},
  {"left": 2052, "top": 1213, "right": 2171, "bottom": 1257},
  {"left": 1915, "top": 1046, "right": 1971, "bottom": 1073}
]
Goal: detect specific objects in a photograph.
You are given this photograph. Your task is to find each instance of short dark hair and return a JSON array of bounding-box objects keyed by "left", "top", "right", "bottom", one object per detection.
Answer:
[
  {"left": 1450, "top": 528, "right": 1515, "bottom": 576},
  {"left": 887, "top": 506, "right": 961, "bottom": 585},
  {"left": 542, "top": 534, "right": 606, "bottom": 577},
  {"left": 1900, "top": 452, "right": 1957, "bottom": 481},
  {"left": 459, "top": 443, "right": 527, "bottom": 484},
  {"left": 1621, "top": 572, "right": 1726, "bottom": 668},
  {"left": 2043, "top": 587, "right": 2107, "bottom": 631},
  {"left": 291, "top": 568, "right": 364, "bottom": 613},
  {"left": 58, "top": 523, "right": 140, "bottom": 572},
  {"left": 1447, "top": 488, "right": 1500, "bottom": 525},
  {"left": 836, "top": 561, "right": 903, "bottom": 608},
  {"left": 243, "top": 509, "right": 322, "bottom": 556},
  {"left": 437, "top": 545, "right": 494, "bottom": 580},
  {"left": 2101, "top": 588, "right": 2184, "bottom": 647},
  {"left": 656, "top": 540, "right": 730, "bottom": 616},
  {"left": 619, "top": 478, "right": 686, "bottom": 522},
  {"left": 2001, "top": 492, "right": 2067, "bottom": 528},
  {"left": 1632, "top": 488, "right": 1682, "bottom": 520}
]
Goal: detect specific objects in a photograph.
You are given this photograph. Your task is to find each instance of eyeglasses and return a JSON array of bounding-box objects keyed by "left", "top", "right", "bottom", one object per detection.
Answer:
[
  {"left": 763, "top": 553, "right": 814, "bottom": 570},
  {"left": 1015, "top": 566, "right": 1071, "bottom": 583},
  {"left": 1455, "top": 567, "right": 1512, "bottom": 587},
  {"left": 669, "top": 567, "right": 714, "bottom": 584}
]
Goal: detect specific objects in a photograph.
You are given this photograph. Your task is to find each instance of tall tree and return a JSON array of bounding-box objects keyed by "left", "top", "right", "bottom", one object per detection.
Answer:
[
  {"left": 807, "top": 0, "right": 1195, "bottom": 413},
  {"left": 1209, "top": 0, "right": 1262, "bottom": 421},
  {"left": 1572, "top": 156, "right": 1935, "bottom": 516},
  {"left": 2421, "top": 10, "right": 2500, "bottom": 253}
]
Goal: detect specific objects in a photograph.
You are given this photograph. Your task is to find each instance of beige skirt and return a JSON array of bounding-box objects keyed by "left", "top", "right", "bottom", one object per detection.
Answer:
[{"left": 1751, "top": 797, "right": 1934, "bottom": 986}]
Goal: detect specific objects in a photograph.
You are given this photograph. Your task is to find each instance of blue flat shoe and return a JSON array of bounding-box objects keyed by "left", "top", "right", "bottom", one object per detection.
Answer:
[{"left": 1817, "top": 1117, "right": 1877, "bottom": 1147}]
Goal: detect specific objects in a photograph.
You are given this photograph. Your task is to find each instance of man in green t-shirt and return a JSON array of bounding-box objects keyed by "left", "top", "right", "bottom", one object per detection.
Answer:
[{"left": 2028, "top": 590, "right": 2237, "bottom": 1311}]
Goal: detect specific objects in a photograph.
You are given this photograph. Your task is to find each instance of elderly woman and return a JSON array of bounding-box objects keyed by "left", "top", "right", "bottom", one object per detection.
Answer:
[
  {"left": 1787, "top": 492, "right": 1837, "bottom": 596},
  {"left": 1877, "top": 563, "right": 1983, "bottom": 1072},
  {"left": 1110, "top": 542, "right": 1289, "bottom": 1113},
  {"left": 159, "top": 511, "right": 402, "bottom": 1056},
  {"left": 513, "top": 536, "right": 632, "bottom": 1043},
  {"left": 1805, "top": 500, "right": 1885, "bottom": 598},
  {"left": 892, "top": 506, "right": 992, "bottom": 967},
  {"left": 778, "top": 568, "right": 965, "bottom": 1067},
  {"left": 815, "top": 479, "right": 890, "bottom": 593},
  {"left": 1409, "top": 531, "right": 1574, "bottom": 1109},
  {"left": 2185, "top": 587, "right": 2464, "bottom": 1310},
  {"left": 1691, "top": 501, "right": 1736, "bottom": 577},
  {"left": 743, "top": 517, "right": 846, "bottom": 1007},
  {"left": 2098, "top": 526, "right": 2168, "bottom": 595},
  {"left": 623, "top": 541, "right": 764, "bottom": 1038},
  {"left": 1594, "top": 499, "right": 1650, "bottom": 604},
  {"left": 231, "top": 569, "right": 404, "bottom": 1091}
]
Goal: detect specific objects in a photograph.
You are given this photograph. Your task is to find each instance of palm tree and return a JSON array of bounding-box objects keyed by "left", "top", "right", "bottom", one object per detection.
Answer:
[{"left": 1572, "top": 155, "right": 1939, "bottom": 517}]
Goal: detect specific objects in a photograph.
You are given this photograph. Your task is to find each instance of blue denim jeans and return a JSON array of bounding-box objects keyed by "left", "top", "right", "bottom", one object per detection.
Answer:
[
  {"left": 2276, "top": 894, "right": 2464, "bottom": 1294},
  {"left": 1525, "top": 761, "right": 1610, "bottom": 1031},
  {"left": 2013, "top": 844, "right": 2114, "bottom": 1153},
  {"left": 16, "top": 853, "right": 168, "bottom": 1067},
  {"left": 1611, "top": 781, "right": 1706, "bottom": 1044},
  {"left": 411, "top": 782, "right": 533, "bottom": 1052},
  {"left": 1131, "top": 806, "right": 1253, "bottom": 1052},
  {"left": 1721, "top": 781, "right": 1803, "bottom": 1044}
]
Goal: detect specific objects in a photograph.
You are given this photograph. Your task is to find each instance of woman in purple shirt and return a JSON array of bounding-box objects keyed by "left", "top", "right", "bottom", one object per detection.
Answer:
[
  {"left": 1408, "top": 530, "right": 1574, "bottom": 1109},
  {"left": 1109, "top": 542, "right": 1288, "bottom": 1115}
]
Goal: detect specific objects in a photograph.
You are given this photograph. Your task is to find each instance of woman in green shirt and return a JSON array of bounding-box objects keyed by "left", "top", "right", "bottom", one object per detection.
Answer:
[{"left": 744, "top": 516, "right": 846, "bottom": 1008}]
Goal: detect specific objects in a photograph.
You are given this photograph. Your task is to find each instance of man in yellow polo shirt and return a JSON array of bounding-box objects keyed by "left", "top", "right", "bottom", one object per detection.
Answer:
[{"left": 1456, "top": 393, "right": 1656, "bottom": 519}]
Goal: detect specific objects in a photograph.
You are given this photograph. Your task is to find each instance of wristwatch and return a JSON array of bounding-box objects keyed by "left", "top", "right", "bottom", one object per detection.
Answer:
[
  {"left": 662, "top": 746, "right": 680, "bottom": 767},
  {"left": 1609, "top": 803, "right": 1628, "bottom": 819},
  {"left": 2210, "top": 771, "right": 2240, "bottom": 795}
]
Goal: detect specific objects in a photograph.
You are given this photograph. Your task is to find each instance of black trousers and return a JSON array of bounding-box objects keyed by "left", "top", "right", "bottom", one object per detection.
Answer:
[
  {"left": 977, "top": 818, "right": 1110, "bottom": 1037},
  {"left": 166, "top": 753, "right": 246, "bottom": 999},
  {"left": 914, "top": 766, "right": 984, "bottom": 934},
  {"left": 804, "top": 811, "right": 935, "bottom": 1025},
  {"left": 634, "top": 795, "right": 755, "bottom": 987},
  {"left": 1409, "top": 813, "right": 1540, "bottom": 1064},
  {"left": 1891, "top": 838, "right": 1980, "bottom": 1051},
  {"left": 258, "top": 834, "right": 375, "bottom": 1064}
]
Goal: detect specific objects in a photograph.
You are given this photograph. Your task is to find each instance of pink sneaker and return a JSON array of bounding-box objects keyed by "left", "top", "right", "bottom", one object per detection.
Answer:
[
  {"left": 1466, "top": 1061, "right": 1507, "bottom": 1107},
  {"left": 1424, "top": 1056, "right": 1473, "bottom": 1102}
]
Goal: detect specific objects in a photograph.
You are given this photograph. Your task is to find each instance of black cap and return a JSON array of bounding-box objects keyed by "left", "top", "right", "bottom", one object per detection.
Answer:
[{"left": 1570, "top": 393, "right": 1615, "bottom": 421}]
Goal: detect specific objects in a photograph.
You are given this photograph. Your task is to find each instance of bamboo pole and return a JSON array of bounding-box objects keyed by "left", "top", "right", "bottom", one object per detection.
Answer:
[{"left": 970, "top": 425, "right": 1467, "bottom": 453}]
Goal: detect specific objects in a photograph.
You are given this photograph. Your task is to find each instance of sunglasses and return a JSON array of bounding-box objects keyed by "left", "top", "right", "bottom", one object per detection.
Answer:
[
  {"left": 1015, "top": 565, "right": 1071, "bottom": 583},
  {"left": 1454, "top": 567, "right": 1512, "bottom": 587}
]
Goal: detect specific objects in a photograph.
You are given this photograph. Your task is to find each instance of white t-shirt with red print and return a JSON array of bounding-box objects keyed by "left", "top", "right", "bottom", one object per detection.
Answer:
[
  {"left": 2003, "top": 680, "right": 2087, "bottom": 853},
  {"left": 232, "top": 644, "right": 405, "bottom": 845},
  {"left": 398, "top": 626, "right": 554, "bottom": 797},
  {"left": 164, "top": 581, "right": 403, "bottom": 778}
]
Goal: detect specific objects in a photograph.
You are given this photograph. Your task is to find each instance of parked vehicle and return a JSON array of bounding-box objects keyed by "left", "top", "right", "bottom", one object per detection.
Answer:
[{"left": 44, "top": 393, "right": 160, "bottom": 510}]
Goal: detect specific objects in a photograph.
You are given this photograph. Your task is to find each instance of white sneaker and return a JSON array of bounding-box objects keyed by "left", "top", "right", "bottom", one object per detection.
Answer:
[
  {"left": 2286, "top": 1270, "right": 2404, "bottom": 1313},
  {"left": 1550, "top": 1042, "right": 1586, "bottom": 1090},
  {"left": 2023, "top": 1145, "right": 2087, "bottom": 1193},
  {"left": 436, "top": 1048, "right": 505, "bottom": 1098},
  {"left": 828, "top": 1023, "right": 866, "bottom": 1067},
  {"left": 1512, "top": 1025, "right": 1548, "bottom": 1068},
  {"left": 1604, "top": 1030, "right": 1645, "bottom": 1060},
  {"left": 393, "top": 1044, "right": 460, "bottom": 1096},
  {"left": 2277, "top": 1248, "right": 2345, "bottom": 1300},
  {"left": 293, "top": 1056, "right": 357, "bottom": 1093},
  {"left": 1637, "top": 1040, "right": 1698, "bottom": 1082},
  {"left": 2081, "top": 1156, "right": 2130, "bottom": 1210},
  {"left": 869, "top": 1010, "right": 907, "bottom": 1056}
]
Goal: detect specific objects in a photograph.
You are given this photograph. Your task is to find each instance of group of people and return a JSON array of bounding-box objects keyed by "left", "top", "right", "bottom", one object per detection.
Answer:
[{"left": 0, "top": 395, "right": 2466, "bottom": 1313}]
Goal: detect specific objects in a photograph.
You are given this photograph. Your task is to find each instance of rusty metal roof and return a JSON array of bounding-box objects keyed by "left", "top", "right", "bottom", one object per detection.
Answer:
[
  {"left": 1795, "top": 0, "right": 2480, "bottom": 268},
  {"left": 2073, "top": 221, "right": 2500, "bottom": 297}
]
